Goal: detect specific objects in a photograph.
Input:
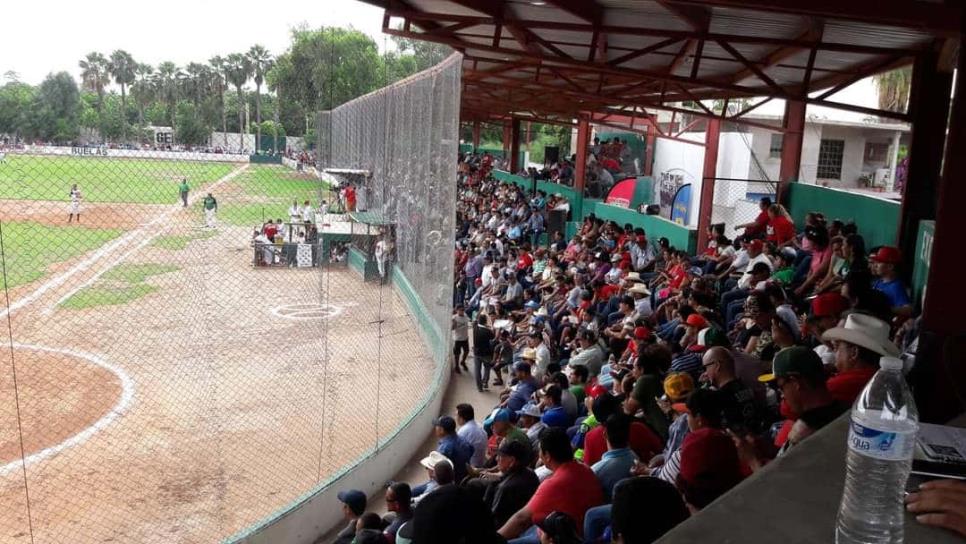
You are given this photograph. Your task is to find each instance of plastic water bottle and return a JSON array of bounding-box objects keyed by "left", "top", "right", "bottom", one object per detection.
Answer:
[{"left": 836, "top": 356, "right": 919, "bottom": 544}]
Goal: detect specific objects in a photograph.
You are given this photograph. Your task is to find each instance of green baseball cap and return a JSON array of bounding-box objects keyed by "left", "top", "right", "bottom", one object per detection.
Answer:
[{"left": 758, "top": 346, "right": 824, "bottom": 383}]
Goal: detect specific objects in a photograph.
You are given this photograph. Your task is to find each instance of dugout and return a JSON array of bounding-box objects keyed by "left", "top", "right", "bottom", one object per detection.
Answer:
[
  {"left": 347, "top": 211, "right": 395, "bottom": 282},
  {"left": 323, "top": 168, "right": 372, "bottom": 213},
  {"left": 251, "top": 221, "right": 320, "bottom": 268}
]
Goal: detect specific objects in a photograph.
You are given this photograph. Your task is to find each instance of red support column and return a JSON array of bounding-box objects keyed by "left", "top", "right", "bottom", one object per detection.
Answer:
[
  {"left": 509, "top": 118, "right": 522, "bottom": 173},
  {"left": 573, "top": 117, "right": 591, "bottom": 220},
  {"left": 502, "top": 122, "right": 512, "bottom": 159},
  {"left": 471, "top": 121, "right": 481, "bottom": 150},
  {"left": 898, "top": 50, "right": 953, "bottom": 275},
  {"left": 697, "top": 118, "right": 721, "bottom": 251},
  {"left": 913, "top": 48, "right": 965, "bottom": 423},
  {"left": 644, "top": 130, "right": 657, "bottom": 176},
  {"left": 778, "top": 99, "right": 806, "bottom": 205}
]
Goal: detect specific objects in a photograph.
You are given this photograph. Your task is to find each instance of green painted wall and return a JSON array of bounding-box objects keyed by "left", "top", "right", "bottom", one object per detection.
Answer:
[
  {"left": 912, "top": 220, "right": 934, "bottom": 308},
  {"left": 491, "top": 170, "right": 696, "bottom": 253},
  {"left": 588, "top": 201, "right": 697, "bottom": 254},
  {"left": 786, "top": 183, "right": 900, "bottom": 249}
]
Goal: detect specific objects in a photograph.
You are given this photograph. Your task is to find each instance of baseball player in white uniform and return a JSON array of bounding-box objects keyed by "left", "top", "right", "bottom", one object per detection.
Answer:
[{"left": 68, "top": 184, "right": 82, "bottom": 223}]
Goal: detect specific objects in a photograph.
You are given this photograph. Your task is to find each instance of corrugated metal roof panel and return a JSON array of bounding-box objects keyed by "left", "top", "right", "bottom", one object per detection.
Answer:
[
  {"left": 823, "top": 21, "right": 933, "bottom": 49},
  {"left": 709, "top": 7, "right": 806, "bottom": 38},
  {"left": 530, "top": 28, "right": 594, "bottom": 46},
  {"left": 599, "top": 2, "right": 694, "bottom": 32},
  {"left": 508, "top": 1, "right": 586, "bottom": 25},
  {"left": 408, "top": 0, "right": 489, "bottom": 17}
]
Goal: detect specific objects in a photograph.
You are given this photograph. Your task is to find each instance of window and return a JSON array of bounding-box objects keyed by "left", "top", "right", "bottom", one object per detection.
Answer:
[
  {"left": 769, "top": 133, "right": 783, "bottom": 158},
  {"left": 817, "top": 139, "right": 845, "bottom": 179},
  {"left": 865, "top": 142, "right": 890, "bottom": 162}
]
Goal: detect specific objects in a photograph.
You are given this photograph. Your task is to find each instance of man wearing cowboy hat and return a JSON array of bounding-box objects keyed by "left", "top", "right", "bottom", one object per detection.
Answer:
[
  {"left": 627, "top": 281, "right": 653, "bottom": 318},
  {"left": 822, "top": 313, "right": 900, "bottom": 404}
]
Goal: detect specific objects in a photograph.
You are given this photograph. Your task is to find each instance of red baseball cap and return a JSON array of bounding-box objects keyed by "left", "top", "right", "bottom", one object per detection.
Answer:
[
  {"left": 678, "top": 428, "right": 744, "bottom": 497},
  {"left": 634, "top": 326, "right": 652, "bottom": 340},
  {"left": 748, "top": 239, "right": 764, "bottom": 252},
  {"left": 588, "top": 383, "right": 609, "bottom": 399},
  {"left": 685, "top": 314, "right": 708, "bottom": 329},
  {"left": 810, "top": 292, "right": 849, "bottom": 319},
  {"left": 870, "top": 246, "right": 902, "bottom": 264}
]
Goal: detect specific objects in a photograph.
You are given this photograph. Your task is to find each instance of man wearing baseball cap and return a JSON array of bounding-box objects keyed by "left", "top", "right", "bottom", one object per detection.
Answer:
[
  {"left": 758, "top": 347, "right": 847, "bottom": 459},
  {"left": 484, "top": 439, "right": 539, "bottom": 528},
  {"left": 822, "top": 313, "right": 899, "bottom": 404},
  {"left": 432, "top": 415, "right": 475, "bottom": 483},
  {"left": 870, "top": 246, "right": 913, "bottom": 317},
  {"left": 333, "top": 489, "right": 367, "bottom": 544},
  {"left": 503, "top": 361, "right": 539, "bottom": 412}
]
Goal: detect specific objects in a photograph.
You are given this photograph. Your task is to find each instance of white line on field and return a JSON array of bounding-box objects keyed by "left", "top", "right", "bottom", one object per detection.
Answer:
[
  {"left": 0, "top": 163, "right": 249, "bottom": 318},
  {"left": 0, "top": 343, "right": 135, "bottom": 476}
]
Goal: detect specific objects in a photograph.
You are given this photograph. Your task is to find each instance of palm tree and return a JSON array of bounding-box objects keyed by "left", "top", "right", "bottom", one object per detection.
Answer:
[
  {"left": 209, "top": 55, "right": 229, "bottom": 149},
  {"left": 874, "top": 67, "right": 912, "bottom": 113},
  {"left": 108, "top": 50, "right": 137, "bottom": 142},
  {"left": 131, "top": 63, "right": 154, "bottom": 144},
  {"left": 224, "top": 53, "right": 252, "bottom": 153},
  {"left": 155, "top": 62, "right": 181, "bottom": 138},
  {"left": 248, "top": 45, "right": 274, "bottom": 153},
  {"left": 79, "top": 52, "right": 109, "bottom": 110}
]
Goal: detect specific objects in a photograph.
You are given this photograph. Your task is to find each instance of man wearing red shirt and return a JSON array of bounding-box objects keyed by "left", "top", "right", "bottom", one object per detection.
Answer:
[
  {"left": 498, "top": 428, "right": 604, "bottom": 540},
  {"left": 516, "top": 247, "right": 534, "bottom": 271},
  {"left": 765, "top": 204, "right": 796, "bottom": 246},
  {"left": 822, "top": 313, "right": 900, "bottom": 404},
  {"left": 736, "top": 197, "right": 771, "bottom": 240},
  {"left": 583, "top": 418, "right": 662, "bottom": 467}
]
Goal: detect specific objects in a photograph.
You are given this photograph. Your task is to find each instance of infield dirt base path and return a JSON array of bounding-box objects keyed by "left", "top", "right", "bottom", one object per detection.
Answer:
[{"left": 0, "top": 206, "right": 435, "bottom": 542}]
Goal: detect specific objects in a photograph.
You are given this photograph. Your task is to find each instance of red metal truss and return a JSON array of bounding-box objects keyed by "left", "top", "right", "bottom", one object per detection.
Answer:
[{"left": 361, "top": 0, "right": 960, "bottom": 126}]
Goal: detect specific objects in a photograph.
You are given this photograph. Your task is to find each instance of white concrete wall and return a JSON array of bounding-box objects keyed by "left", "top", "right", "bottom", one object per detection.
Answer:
[
  {"left": 651, "top": 132, "right": 756, "bottom": 227},
  {"left": 209, "top": 132, "right": 256, "bottom": 154},
  {"left": 21, "top": 145, "right": 249, "bottom": 162}
]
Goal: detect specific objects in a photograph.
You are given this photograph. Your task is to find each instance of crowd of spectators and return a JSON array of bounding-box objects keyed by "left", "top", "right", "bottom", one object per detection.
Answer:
[
  {"left": 332, "top": 151, "right": 954, "bottom": 544},
  {"left": 512, "top": 136, "right": 637, "bottom": 199}
]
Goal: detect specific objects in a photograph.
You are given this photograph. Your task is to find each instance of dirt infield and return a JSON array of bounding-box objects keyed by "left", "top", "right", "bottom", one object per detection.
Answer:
[
  {"left": 0, "top": 189, "right": 436, "bottom": 542},
  {"left": 0, "top": 199, "right": 162, "bottom": 230}
]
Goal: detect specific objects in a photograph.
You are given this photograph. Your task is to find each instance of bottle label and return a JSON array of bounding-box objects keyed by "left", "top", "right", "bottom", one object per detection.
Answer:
[{"left": 847, "top": 420, "right": 915, "bottom": 461}]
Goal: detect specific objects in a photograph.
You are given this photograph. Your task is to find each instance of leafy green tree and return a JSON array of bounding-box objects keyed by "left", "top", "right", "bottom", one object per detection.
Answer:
[
  {"left": 390, "top": 32, "right": 451, "bottom": 73},
  {"left": 874, "top": 67, "right": 912, "bottom": 113},
  {"left": 224, "top": 52, "right": 251, "bottom": 151},
  {"left": 272, "top": 27, "right": 382, "bottom": 115},
  {"left": 0, "top": 81, "right": 35, "bottom": 140},
  {"left": 175, "top": 101, "right": 209, "bottom": 145},
  {"left": 34, "top": 72, "right": 81, "bottom": 142},
  {"left": 248, "top": 44, "right": 274, "bottom": 151},
  {"left": 108, "top": 49, "right": 136, "bottom": 140}
]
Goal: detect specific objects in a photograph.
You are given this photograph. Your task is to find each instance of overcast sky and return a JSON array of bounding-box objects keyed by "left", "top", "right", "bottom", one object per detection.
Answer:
[
  {"left": 1, "top": 0, "right": 387, "bottom": 86},
  {"left": 2, "top": 0, "right": 878, "bottom": 120}
]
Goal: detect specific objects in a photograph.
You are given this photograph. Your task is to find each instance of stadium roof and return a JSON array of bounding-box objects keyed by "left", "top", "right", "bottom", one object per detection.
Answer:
[{"left": 361, "top": 0, "right": 962, "bottom": 126}]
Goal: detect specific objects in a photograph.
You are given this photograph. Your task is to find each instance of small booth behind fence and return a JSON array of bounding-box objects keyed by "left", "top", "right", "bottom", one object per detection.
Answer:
[
  {"left": 347, "top": 211, "right": 395, "bottom": 282},
  {"left": 322, "top": 168, "right": 371, "bottom": 214},
  {"left": 251, "top": 221, "right": 321, "bottom": 268}
]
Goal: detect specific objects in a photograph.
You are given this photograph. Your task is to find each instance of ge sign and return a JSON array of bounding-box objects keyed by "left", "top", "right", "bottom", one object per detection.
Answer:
[{"left": 156, "top": 132, "right": 173, "bottom": 145}]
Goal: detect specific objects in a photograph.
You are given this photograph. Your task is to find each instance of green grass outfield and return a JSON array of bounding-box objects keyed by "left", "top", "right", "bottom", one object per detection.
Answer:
[
  {"left": 0, "top": 155, "right": 236, "bottom": 204},
  {"left": 0, "top": 221, "right": 123, "bottom": 290},
  {"left": 194, "top": 164, "right": 327, "bottom": 227},
  {"left": 61, "top": 263, "right": 180, "bottom": 310}
]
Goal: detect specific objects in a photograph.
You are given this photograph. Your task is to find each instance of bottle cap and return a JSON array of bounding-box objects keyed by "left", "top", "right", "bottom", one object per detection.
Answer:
[{"left": 880, "top": 356, "right": 903, "bottom": 371}]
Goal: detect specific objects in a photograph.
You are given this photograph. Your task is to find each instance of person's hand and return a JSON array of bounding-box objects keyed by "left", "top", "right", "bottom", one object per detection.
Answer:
[
  {"left": 906, "top": 479, "right": 966, "bottom": 537},
  {"left": 655, "top": 396, "right": 672, "bottom": 415},
  {"left": 630, "top": 459, "right": 650, "bottom": 476}
]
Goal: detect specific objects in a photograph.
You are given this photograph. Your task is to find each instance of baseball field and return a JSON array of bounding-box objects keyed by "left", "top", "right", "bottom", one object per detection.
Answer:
[{"left": 0, "top": 155, "right": 434, "bottom": 542}]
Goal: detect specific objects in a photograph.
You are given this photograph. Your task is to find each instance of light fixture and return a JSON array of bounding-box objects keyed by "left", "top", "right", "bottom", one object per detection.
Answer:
[{"left": 530, "top": 1, "right": 547, "bottom": 5}]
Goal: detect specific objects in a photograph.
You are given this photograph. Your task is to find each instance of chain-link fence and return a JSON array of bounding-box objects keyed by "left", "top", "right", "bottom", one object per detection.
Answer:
[
  {"left": 0, "top": 53, "right": 460, "bottom": 544},
  {"left": 709, "top": 176, "right": 777, "bottom": 241}
]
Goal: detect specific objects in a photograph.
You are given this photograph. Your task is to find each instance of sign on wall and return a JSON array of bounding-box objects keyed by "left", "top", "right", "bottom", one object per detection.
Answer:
[{"left": 659, "top": 169, "right": 688, "bottom": 219}]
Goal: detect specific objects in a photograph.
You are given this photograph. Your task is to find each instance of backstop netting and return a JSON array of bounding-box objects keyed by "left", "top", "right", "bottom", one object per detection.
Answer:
[{"left": 0, "top": 53, "right": 460, "bottom": 543}]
